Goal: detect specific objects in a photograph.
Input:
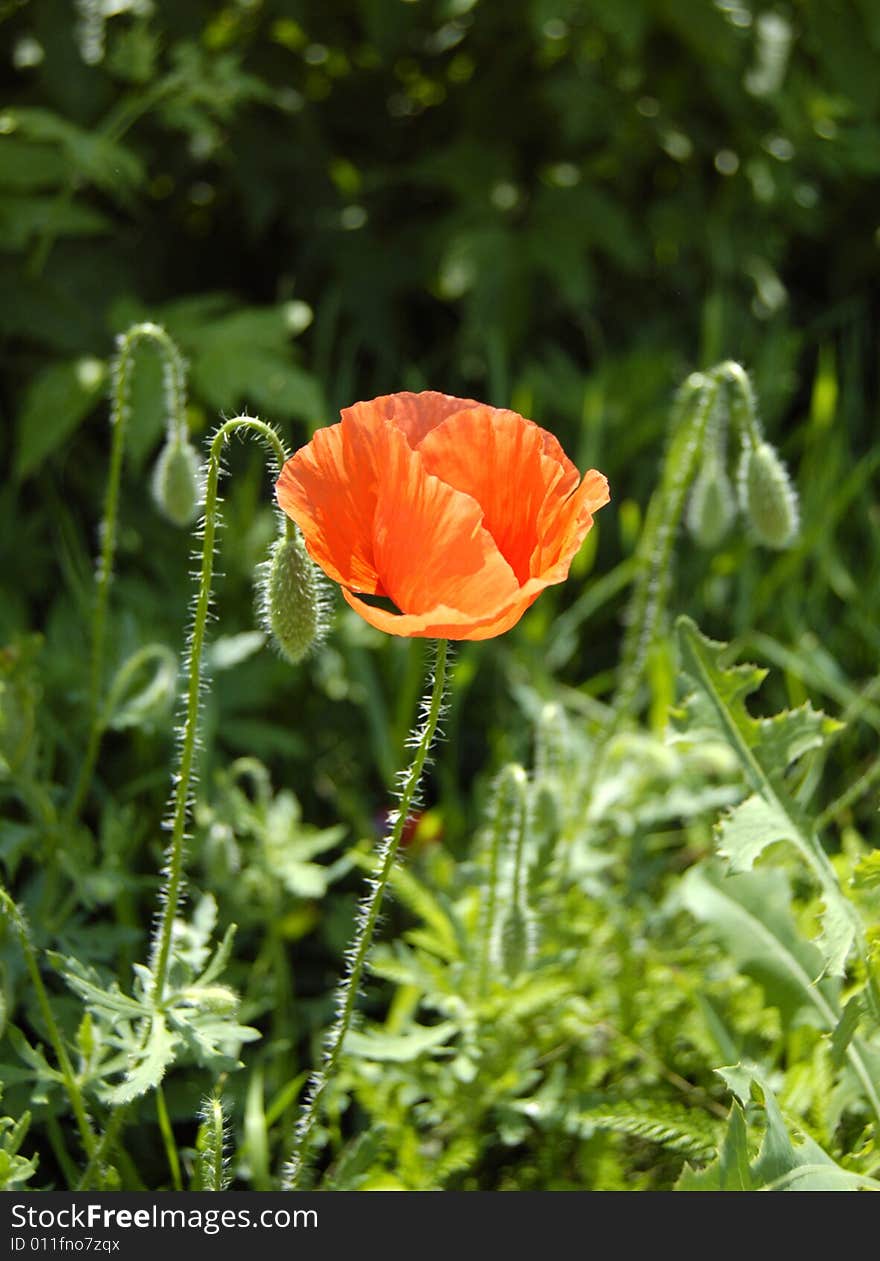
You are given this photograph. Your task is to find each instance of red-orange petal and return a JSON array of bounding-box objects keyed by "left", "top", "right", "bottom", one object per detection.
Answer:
[
  {"left": 276, "top": 421, "right": 384, "bottom": 595},
  {"left": 277, "top": 391, "right": 610, "bottom": 641},
  {"left": 530, "top": 467, "right": 610, "bottom": 580},
  {"left": 415, "top": 406, "right": 581, "bottom": 583},
  {"left": 369, "top": 423, "right": 520, "bottom": 623},
  {"left": 341, "top": 391, "right": 481, "bottom": 451}
]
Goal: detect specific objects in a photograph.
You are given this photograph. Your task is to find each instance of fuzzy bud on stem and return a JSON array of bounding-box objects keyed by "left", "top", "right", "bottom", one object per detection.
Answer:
[
  {"left": 686, "top": 453, "right": 737, "bottom": 548},
  {"left": 258, "top": 528, "right": 326, "bottom": 664},
  {"left": 151, "top": 435, "right": 204, "bottom": 527},
  {"left": 738, "top": 440, "right": 799, "bottom": 549}
]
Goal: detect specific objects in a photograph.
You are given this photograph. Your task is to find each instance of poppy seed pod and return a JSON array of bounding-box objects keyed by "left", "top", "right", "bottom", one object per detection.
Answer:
[
  {"left": 152, "top": 435, "right": 204, "bottom": 528},
  {"left": 258, "top": 530, "right": 326, "bottom": 665},
  {"left": 686, "top": 454, "right": 737, "bottom": 549},
  {"left": 738, "top": 440, "right": 799, "bottom": 549}
]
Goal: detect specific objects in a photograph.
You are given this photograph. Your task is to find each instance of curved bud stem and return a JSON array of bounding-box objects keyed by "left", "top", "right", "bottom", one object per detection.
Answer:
[
  {"left": 149, "top": 416, "right": 288, "bottom": 1007},
  {"left": 284, "top": 639, "right": 450, "bottom": 1189},
  {"left": 68, "top": 322, "right": 190, "bottom": 824}
]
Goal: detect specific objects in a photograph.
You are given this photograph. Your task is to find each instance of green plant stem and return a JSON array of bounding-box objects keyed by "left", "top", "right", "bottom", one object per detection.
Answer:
[
  {"left": 0, "top": 890, "right": 97, "bottom": 1172},
  {"left": 612, "top": 373, "right": 720, "bottom": 730},
  {"left": 77, "top": 1105, "right": 129, "bottom": 1192},
  {"left": 156, "top": 1086, "right": 182, "bottom": 1190},
  {"left": 149, "top": 416, "right": 288, "bottom": 1006},
  {"left": 722, "top": 359, "right": 763, "bottom": 449},
  {"left": 67, "top": 323, "right": 188, "bottom": 825},
  {"left": 284, "top": 639, "right": 450, "bottom": 1189},
  {"left": 580, "top": 373, "right": 720, "bottom": 816}
]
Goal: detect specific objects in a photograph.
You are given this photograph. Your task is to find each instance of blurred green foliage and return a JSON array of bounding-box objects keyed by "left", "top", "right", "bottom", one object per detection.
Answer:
[{"left": 2, "top": 0, "right": 880, "bottom": 1191}]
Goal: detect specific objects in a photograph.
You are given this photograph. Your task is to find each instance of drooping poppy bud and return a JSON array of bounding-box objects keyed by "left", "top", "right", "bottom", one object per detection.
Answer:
[
  {"left": 686, "top": 454, "right": 737, "bottom": 548},
  {"left": 258, "top": 529, "right": 327, "bottom": 665},
  {"left": 151, "top": 435, "right": 204, "bottom": 528},
  {"left": 738, "top": 440, "right": 799, "bottom": 549}
]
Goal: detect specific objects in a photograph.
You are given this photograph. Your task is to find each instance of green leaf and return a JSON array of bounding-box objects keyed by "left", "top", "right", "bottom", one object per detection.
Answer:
[
  {"left": 14, "top": 358, "right": 107, "bottom": 478},
  {"left": 324, "top": 1125, "right": 387, "bottom": 1190},
  {"left": 104, "top": 1012, "right": 178, "bottom": 1105},
  {"left": 716, "top": 793, "right": 797, "bottom": 873},
  {"left": 8, "top": 108, "right": 144, "bottom": 198},
  {"left": 103, "top": 644, "right": 177, "bottom": 732},
  {"left": 681, "top": 864, "right": 831, "bottom": 1024},
  {"left": 830, "top": 996, "right": 863, "bottom": 1068},
  {"left": 344, "top": 1020, "right": 458, "bottom": 1063},
  {"left": 676, "top": 617, "right": 837, "bottom": 803},
  {"left": 852, "top": 850, "right": 880, "bottom": 889},
  {"left": 519, "top": 1094, "right": 718, "bottom": 1162},
  {"left": 160, "top": 298, "right": 324, "bottom": 422},
  {"left": 679, "top": 1067, "right": 880, "bottom": 1191},
  {"left": 676, "top": 1103, "right": 752, "bottom": 1189},
  {"left": 681, "top": 864, "right": 880, "bottom": 1124},
  {"left": 0, "top": 194, "right": 111, "bottom": 250},
  {"left": 676, "top": 616, "right": 855, "bottom": 975}
]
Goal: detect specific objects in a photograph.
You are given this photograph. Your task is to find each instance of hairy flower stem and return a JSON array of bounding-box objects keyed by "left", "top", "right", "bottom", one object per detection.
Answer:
[
  {"left": 0, "top": 890, "right": 98, "bottom": 1173},
  {"left": 285, "top": 639, "right": 450, "bottom": 1189},
  {"left": 579, "top": 372, "right": 722, "bottom": 813},
  {"left": 68, "top": 323, "right": 188, "bottom": 824},
  {"left": 149, "top": 416, "right": 288, "bottom": 1007}
]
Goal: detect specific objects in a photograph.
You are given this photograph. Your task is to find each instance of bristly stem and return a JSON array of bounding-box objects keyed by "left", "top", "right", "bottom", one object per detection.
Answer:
[
  {"left": 68, "top": 322, "right": 188, "bottom": 824},
  {"left": 0, "top": 890, "right": 98, "bottom": 1176},
  {"left": 577, "top": 371, "right": 723, "bottom": 819},
  {"left": 149, "top": 416, "right": 288, "bottom": 1007},
  {"left": 284, "top": 639, "right": 450, "bottom": 1189}
]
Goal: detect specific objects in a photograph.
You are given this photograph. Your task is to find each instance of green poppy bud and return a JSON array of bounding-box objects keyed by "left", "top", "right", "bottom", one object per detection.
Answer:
[
  {"left": 686, "top": 455, "right": 737, "bottom": 548},
  {"left": 738, "top": 440, "right": 799, "bottom": 549},
  {"left": 258, "top": 530, "right": 327, "bottom": 665},
  {"left": 152, "top": 436, "right": 204, "bottom": 528}
]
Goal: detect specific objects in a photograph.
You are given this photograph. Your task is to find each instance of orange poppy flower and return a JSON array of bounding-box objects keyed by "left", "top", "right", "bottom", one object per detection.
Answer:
[{"left": 275, "top": 391, "right": 609, "bottom": 640}]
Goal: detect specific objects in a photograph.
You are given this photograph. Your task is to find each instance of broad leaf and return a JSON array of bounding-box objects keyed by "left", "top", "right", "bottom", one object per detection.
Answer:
[{"left": 676, "top": 616, "right": 855, "bottom": 974}]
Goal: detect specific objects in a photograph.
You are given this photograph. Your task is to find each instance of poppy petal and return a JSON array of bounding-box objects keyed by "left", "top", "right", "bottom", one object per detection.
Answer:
[
  {"left": 531, "top": 468, "right": 610, "bottom": 579},
  {"left": 368, "top": 424, "right": 520, "bottom": 621},
  {"left": 342, "top": 391, "right": 481, "bottom": 450},
  {"left": 416, "top": 406, "right": 579, "bottom": 583},
  {"left": 276, "top": 422, "right": 385, "bottom": 595}
]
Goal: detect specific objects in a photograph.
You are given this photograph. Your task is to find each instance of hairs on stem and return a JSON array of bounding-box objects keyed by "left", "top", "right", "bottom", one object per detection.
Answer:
[{"left": 284, "top": 639, "right": 451, "bottom": 1189}]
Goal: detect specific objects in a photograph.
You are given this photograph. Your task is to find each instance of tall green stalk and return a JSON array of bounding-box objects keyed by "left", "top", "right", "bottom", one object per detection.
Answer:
[
  {"left": 68, "top": 323, "right": 188, "bottom": 823},
  {"left": 284, "top": 640, "right": 450, "bottom": 1189},
  {"left": 148, "top": 416, "right": 288, "bottom": 1006}
]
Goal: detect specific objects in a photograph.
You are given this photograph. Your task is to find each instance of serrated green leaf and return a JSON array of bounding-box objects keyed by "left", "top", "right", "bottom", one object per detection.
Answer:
[
  {"left": 679, "top": 1066, "right": 880, "bottom": 1191},
  {"left": 853, "top": 850, "right": 880, "bottom": 889},
  {"left": 676, "top": 618, "right": 836, "bottom": 799},
  {"left": 676, "top": 1103, "right": 752, "bottom": 1189},
  {"left": 104, "top": 1012, "right": 178, "bottom": 1105},
  {"left": 676, "top": 616, "right": 858, "bottom": 976},
  {"left": 817, "top": 894, "right": 856, "bottom": 980},
  {"left": 717, "top": 793, "right": 797, "bottom": 872},
  {"left": 682, "top": 864, "right": 880, "bottom": 1123}
]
